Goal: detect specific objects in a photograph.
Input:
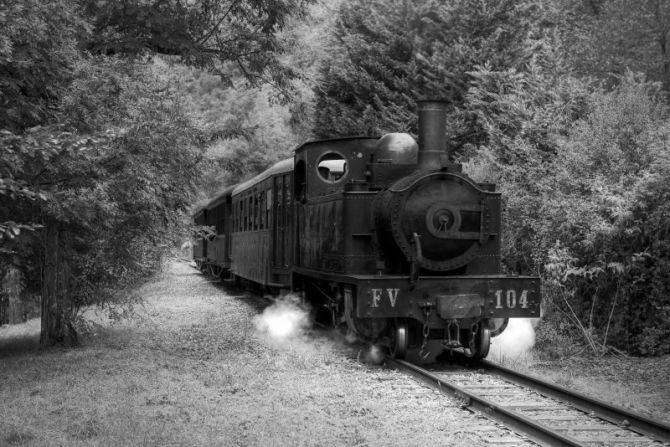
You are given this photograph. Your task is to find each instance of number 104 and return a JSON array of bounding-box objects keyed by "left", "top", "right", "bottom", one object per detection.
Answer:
[{"left": 495, "top": 289, "right": 529, "bottom": 309}]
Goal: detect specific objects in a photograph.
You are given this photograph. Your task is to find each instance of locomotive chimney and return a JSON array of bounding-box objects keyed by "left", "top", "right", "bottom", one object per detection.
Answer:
[{"left": 417, "top": 99, "right": 449, "bottom": 170}]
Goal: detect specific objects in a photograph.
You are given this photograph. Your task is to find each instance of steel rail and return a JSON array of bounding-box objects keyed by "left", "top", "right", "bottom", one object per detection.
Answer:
[
  {"left": 479, "top": 359, "right": 670, "bottom": 444},
  {"left": 388, "top": 358, "right": 584, "bottom": 447}
]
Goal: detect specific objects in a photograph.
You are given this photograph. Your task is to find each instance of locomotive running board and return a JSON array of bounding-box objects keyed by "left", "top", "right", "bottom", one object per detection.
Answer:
[{"left": 292, "top": 266, "right": 538, "bottom": 283}]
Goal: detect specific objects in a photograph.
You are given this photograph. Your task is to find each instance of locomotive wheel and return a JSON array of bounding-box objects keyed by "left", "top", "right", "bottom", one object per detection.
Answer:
[
  {"left": 465, "top": 324, "right": 491, "bottom": 361},
  {"left": 489, "top": 318, "right": 509, "bottom": 337},
  {"left": 390, "top": 324, "right": 408, "bottom": 359}
]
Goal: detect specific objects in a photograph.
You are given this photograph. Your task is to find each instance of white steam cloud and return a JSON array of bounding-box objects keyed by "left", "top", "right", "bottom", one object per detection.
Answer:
[
  {"left": 359, "top": 344, "right": 385, "bottom": 365},
  {"left": 489, "top": 318, "right": 538, "bottom": 361},
  {"left": 253, "top": 295, "right": 310, "bottom": 345}
]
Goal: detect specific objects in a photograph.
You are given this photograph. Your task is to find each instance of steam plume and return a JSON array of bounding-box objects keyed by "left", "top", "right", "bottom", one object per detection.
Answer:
[
  {"left": 253, "top": 295, "right": 310, "bottom": 345},
  {"left": 490, "top": 318, "right": 538, "bottom": 361}
]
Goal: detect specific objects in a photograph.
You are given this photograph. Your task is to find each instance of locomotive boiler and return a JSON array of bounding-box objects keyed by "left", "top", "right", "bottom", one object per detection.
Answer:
[{"left": 194, "top": 100, "right": 541, "bottom": 360}]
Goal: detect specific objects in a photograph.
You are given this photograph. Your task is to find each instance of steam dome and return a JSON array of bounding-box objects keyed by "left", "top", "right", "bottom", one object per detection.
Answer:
[{"left": 374, "top": 133, "right": 418, "bottom": 164}]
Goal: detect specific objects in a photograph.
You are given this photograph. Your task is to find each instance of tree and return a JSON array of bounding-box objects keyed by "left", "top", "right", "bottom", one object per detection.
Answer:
[
  {"left": 1, "top": 60, "right": 206, "bottom": 345},
  {"left": 0, "top": 1, "right": 88, "bottom": 132},
  {"left": 466, "top": 68, "right": 670, "bottom": 354},
  {"left": 0, "top": 0, "right": 312, "bottom": 346},
  {"left": 560, "top": 0, "right": 670, "bottom": 95},
  {"left": 544, "top": 74, "right": 670, "bottom": 354},
  {"left": 0, "top": 0, "right": 85, "bottom": 336},
  {"left": 80, "top": 0, "right": 312, "bottom": 97},
  {"left": 310, "top": 0, "right": 554, "bottom": 144}
]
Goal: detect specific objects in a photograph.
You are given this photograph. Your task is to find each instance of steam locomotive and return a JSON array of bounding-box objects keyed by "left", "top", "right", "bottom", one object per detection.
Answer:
[{"left": 194, "top": 101, "right": 541, "bottom": 360}]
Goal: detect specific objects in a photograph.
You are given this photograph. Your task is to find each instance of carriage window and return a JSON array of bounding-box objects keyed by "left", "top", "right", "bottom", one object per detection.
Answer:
[
  {"left": 254, "top": 194, "right": 259, "bottom": 230},
  {"left": 277, "top": 179, "right": 283, "bottom": 212},
  {"left": 259, "top": 192, "right": 263, "bottom": 229},
  {"left": 284, "top": 174, "right": 291, "bottom": 207},
  {"left": 317, "top": 152, "right": 347, "bottom": 183},
  {"left": 266, "top": 189, "right": 272, "bottom": 229},
  {"left": 259, "top": 192, "right": 265, "bottom": 229},
  {"left": 216, "top": 207, "right": 224, "bottom": 233},
  {"left": 257, "top": 193, "right": 260, "bottom": 229},
  {"left": 245, "top": 196, "right": 249, "bottom": 231},
  {"left": 248, "top": 196, "right": 253, "bottom": 231}
]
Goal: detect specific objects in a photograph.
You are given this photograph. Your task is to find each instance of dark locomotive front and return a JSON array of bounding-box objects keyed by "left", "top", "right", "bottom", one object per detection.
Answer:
[
  {"left": 292, "top": 100, "right": 541, "bottom": 360},
  {"left": 194, "top": 99, "right": 541, "bottom": 361}
]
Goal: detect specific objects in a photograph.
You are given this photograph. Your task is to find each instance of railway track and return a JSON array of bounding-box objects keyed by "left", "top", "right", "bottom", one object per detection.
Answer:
[{"left": 388, "top": 358, "right": 670, "bottom": 446}]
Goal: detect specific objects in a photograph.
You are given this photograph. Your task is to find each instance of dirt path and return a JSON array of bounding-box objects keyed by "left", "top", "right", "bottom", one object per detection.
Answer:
[{"left": 0, "top": 260, "right": 533, "bottom": 446}]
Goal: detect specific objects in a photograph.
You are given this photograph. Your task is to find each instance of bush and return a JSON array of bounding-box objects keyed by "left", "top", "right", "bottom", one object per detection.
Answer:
[{"left": 467, "top": 70, "right": 670, "bottom": 355}]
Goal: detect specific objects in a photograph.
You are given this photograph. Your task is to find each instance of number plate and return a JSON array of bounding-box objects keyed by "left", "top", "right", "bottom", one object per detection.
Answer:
[{"left": 488, "top": 285, "right": 540, "bottom": 318}]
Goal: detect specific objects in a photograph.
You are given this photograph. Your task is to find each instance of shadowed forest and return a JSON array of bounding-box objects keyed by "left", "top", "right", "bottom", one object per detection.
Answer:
[{"left": 2, "top": 0, "right": 670, "bottom": 357}]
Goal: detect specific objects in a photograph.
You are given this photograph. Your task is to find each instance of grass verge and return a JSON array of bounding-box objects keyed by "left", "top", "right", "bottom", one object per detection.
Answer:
[{"left": 1, "top": 261, "right": 532, "bottom": 447}]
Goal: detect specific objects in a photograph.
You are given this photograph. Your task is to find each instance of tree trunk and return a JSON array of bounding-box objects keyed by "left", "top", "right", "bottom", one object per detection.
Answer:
[
  {"left": 2, "top": 267, "right": 24, "bottom": 323},
  {"left": 1, "top": 267, "right": 24, "bottom": 325},
  {"left": 40, "top": 220, "right": 77, "bottom": 347}
]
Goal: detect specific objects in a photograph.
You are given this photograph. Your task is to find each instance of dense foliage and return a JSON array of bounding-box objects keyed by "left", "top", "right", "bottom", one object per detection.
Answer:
[
  {"left": 0, "top": 0, "right": 309, "bottom": 344},
  {"left": 562, "top": 0, "right": 670, "bottom": 94},
  {"left": 179, "top": 74, "right": 301, "bottom": 194},
  {"left": 467, "top": 70, "right": 670, "bottom": 355},
  {"left": 312, "top": 0, "right": 553, "bottom": 143}
]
